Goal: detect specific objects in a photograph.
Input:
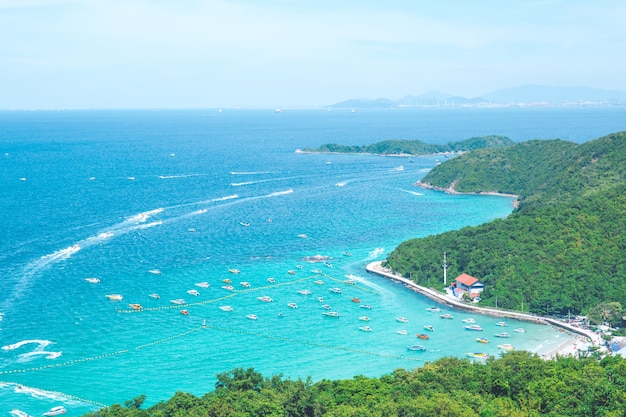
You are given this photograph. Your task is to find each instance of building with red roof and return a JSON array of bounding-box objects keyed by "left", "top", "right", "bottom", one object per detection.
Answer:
[{"left": 452, "top": 273, "right": 485, "bottom": 299}]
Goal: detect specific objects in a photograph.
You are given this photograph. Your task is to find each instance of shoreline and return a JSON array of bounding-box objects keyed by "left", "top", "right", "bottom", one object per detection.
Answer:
[
  {"left": 414, "top": 180, "right": 519, "bottom": 199},
  {"left": 365, "top": 261, "right": 602, "bottom": 358}
]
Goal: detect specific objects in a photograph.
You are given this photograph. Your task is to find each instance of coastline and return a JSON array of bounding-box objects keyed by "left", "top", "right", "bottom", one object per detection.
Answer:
[{"left": 365, "top": 260, "right": 601, "bottom": 358}]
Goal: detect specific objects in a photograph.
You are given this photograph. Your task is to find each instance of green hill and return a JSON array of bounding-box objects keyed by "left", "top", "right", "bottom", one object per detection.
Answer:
[
  {"left": 301, "top": 135, "right": 514, "bottom": 156},
  {"left": 385, "top": 131, "right": 626, "bottom": 315}
]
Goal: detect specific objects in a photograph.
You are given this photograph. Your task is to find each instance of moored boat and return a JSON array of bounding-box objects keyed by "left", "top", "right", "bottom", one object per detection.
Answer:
[
  {"left": 287, "top": 303, "right": 298, "bottom": 309},
  {"left": 322, "top": 304, "right": 332, "bottom": 310},
  {"left": 396, "top": 329, "right": 408, "bottom": 335},
  {"left": 462, "top": 318, "right": 476, "bottom": 323},
  {"left": 494, "top": 332, "right": 510, "bottom": 338},
  {"left": 267, "top": 277, "right": 275, "bottom": 283},
  {"left": 257, "top": 296, "right": 273, "bottom": 302},
  {"left": 351, "top": 297, "right": 361, "bottom": 303},
  {"left": 498, "top": 343, "right": 514, "bottom": 351},
  {"left": 322, "top": 311, "right": 339, "bottom": 317},
  {"left": 105, "top": 294, "right": 123, "bottom": 301},
  {"left": 219, "top": 305, "right": 234, "bottom": 311},
  {"left": 85, "top": 277, "right": 100, "bottom": 284},
  {"left": 424, "top": 325, "right": 434, "bottom": 331},
  {"left": 440, "top": 313, "right": 453, "bottom": 319},
  {"left": 329, "top": 287, "right": 342, "bottom": 294},
  {"left": 129, "top": 303, "right": 142, "bottom": 310},
  {"left": 314, "top": 280, "right": 324, "bottom": 285},
  {"left": 407, "top": 345, "right": 426, "bottom": 351},
  {"left": 496, "top": 321, "right": 508, "bottom": 327},
  {"left": 180, "top": 310, "right": 189, "bottom": 316},
  {"left": 148, "top": 269, "right": 162, "bottom": 275},
  {"left": 426, "top": 306, "right": 441, "bottom": 312},
  {"left": 170, "top": 298, "right": 186, "bottom": 305},
  {"left": 359, "top": 316, "right": 370, "bottom": 321},
  {"left": 221, "top": 285, "right": 234, "bottom": 290},
  {"left": 288, "top": 270, "right": 296, "bottom": 275},
  {"left": 297, "top": 289, "right": 312, "bottom": 295},
  {"left": 148, "top": 293, "right": 160, "bottom": 299},
  {"left": 514, "top": 328, "right": 526, "bottom": 333},
  {"left": 240, "top": 282, "right": 251, "bottom": 288},
  {"left": 466, "top": 352, "right": 489, "bottom": 358},
  {"left": 396, "top": 317, "right": 409, "bottom": 323},
  {"left": 416, "top": 333, "right": 430, "bottom": 340},
  {"left": 476, "top": 338, "right": 490, "bottom": 344},
  {"left": 246, "top": 314, "right": 258, "bottom": 320},
  {"left": 187, "top": 289, "right": 200, "bottom": 296},
  {"left": 464, "top": 324, "right": 483, "bottom": 331},
  {"left": 359, "top": 326, "right": 373, "bottom": 332},
  {"left": 195, "top": 282, "right": 210, "bottom": 288},
  {"left": 229, "top": 268, "right": 240, "bottom": 274}
]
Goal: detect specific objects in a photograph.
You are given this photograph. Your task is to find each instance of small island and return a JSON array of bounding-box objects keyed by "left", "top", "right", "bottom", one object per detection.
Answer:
[{"left": 297, "top": 135, "right": 514, "bottom": 156}]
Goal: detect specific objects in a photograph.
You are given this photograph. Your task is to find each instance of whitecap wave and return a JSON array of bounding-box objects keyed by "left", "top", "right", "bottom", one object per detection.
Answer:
[
  {"left": 368, "top": 247, "right": 385, "bottom": 258},
  {"left": 230, "top": 171, "right": 271, "bottom": 175}
]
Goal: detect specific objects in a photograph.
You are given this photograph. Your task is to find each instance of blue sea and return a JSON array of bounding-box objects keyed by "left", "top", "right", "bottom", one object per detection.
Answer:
[{"left": 1, "top": 107, "right": 625, "bottom": 415}]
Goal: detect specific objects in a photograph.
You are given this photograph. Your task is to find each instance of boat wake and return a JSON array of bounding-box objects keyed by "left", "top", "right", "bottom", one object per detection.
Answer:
[
  {"left": 230, "top": 171, "right": 271, "bottom": 175},
  {"left": 158, "top": 173, "right": 207, "bottom": 179},
  {"left": 2, "top": 339, "right": 62, "bottom": 362},
  {"left": 368, "top": 247, "right": 385, "bottom": 259},
  {"left": 8, "top": 383, "right": 80, "bottom": 405},
  {"left": 398, "top": 188, "right": 423, "bottom": 197}
]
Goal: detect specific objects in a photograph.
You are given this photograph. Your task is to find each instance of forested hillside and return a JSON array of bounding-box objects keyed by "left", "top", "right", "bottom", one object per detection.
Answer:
[
  {"left": 301, "top": 135, "right": 514, "bottom": 155},
  {"left": 86, "top": 353, "right": 626, "bottom": 417},
  {"left": 385, "top": 132, "right": 626, "bottom": 315}
]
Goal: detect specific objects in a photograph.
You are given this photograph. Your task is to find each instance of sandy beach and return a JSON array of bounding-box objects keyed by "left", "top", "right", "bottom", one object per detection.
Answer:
[{"left": 366, "top": 261, "right": 602, "bottom": 358}]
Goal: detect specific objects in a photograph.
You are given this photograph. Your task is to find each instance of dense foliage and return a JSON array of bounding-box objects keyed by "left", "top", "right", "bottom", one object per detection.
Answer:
[
  {"left": 386, "top": 132, "right": 626, "bottom": 315},
  {"left": 302, "top": 135, "right": 514, "bottom": 156},
  {"left": 86, "top": 353, "right": 626, "bottom": 417}
]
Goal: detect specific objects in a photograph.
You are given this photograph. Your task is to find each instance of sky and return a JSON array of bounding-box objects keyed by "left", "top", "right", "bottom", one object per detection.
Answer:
[{"left": 1, "top": 0, "right": 625, "bottom": 109}]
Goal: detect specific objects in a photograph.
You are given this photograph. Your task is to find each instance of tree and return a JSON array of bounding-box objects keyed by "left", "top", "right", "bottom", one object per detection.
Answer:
[{"left": 587, "top": 302, "right": 623, "bottom": 326}]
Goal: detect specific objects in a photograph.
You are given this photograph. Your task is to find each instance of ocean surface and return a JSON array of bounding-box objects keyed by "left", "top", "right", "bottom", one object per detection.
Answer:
[{"left": 1, "top": 107, "right": 625, "bottom": 415}]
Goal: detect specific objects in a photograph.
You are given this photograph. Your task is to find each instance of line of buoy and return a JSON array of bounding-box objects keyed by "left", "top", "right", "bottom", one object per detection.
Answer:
[
  {"left": 0, "top": 349, "right": 129, "bottom": 376},
  {"left": 135, "top": 327, "right": 204, "bottom": 350},
  {"left": 116, "top": 293, "right": 238, "bottom": 313},
  {"left": 0, "top": 381, "right": 109, "bottom": 409}
]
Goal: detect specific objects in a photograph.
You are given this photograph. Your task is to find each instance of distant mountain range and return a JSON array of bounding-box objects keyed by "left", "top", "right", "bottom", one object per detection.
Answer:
[{"left": 329, "top": 85, "right": 626, "bottom": 109}]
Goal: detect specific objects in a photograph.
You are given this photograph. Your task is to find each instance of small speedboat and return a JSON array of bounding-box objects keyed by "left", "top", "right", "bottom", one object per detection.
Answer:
[
  {"left": 288, "top": 270, "right": 296, "bottom": 275},
  {"left": 317, "top": 297, "right": 324, "bottom": 303},
  {"left": 476, "top": 338, "right": 490, "bottom": 344},
  {"left": 359, "top": 326, "right": 373, "bottom": 332},
  {"left": 105, "top": 294, "right": 123, "bottom": 301},
  {"left": 297, "top": 289, "right": 312, "bottom": 295},
  {"left": 257, "top": 296, "right": 273, "bottom": 302},
  {"left": 396, "top": 317, "right": 409, "bottom": 323},
  {"left": 180, "top": 310, "right": 189, "bottom": 316},
  {"left": 148, "top": 269, "right": 162, "bottom": 275},
  {"left": 311, "top": 269, "right": 323, "bottom": 274},
  {"left": 322, "top": 311, "right": 339, "bottom": 317},
  {"left": 426, "top": 307, "right": 441, "bottom": 312},
  {"left": 195, "top": 282, "right": 210, "bottom": 288},
  {"left": 424, "top": 325, "right": 434, "bottom": 332},
  {"left": 494, "top": 332, "right": 510, "bottom": 338},
  {"left": 462, "top": 318, "right": 476, "bottom": 323},
  {"left": 498, "top": 344, "right": 514, "bottom": 351},
  {"left": 345, "top": 279, "right": 356, "bottom": 285},
  {"left": 222, "top": 279, "right": 232, "bottom": 283},
  {"left": 496, "top": 321, "right": 508, "bottom": 327},
  {"left": 43, "top": 406, "right": 66, "bottom": 416},
  {"left": 219, "top": 306, "right": 234, "bottom": 311},
  {"left": 360, "top": 304, "right": 372, "bottom": 309},
  {"left": 246, "top": 314, "right": 258, "bottom": 320},
  {"left": 229, "top": 268, "right": 240, "bottom": 274},
  {"left": 314, "top": 280, "right": 324, "bottom": 285},
  {"left": 240, "top": 282, "right": 251, "bottom": 288},
  {"left": 416, "top": 333, "right": 430, "bottom": 340},
  {"left": 267, "top": 277, "right": 275, "bottom": 283},
  {"left": 322, "top": 304, "right": 332, "bottom": 310},
  {"left": 464, "top": 325, "right": 483, "bottom": 331},
  {"left": 170, "top": 299, "right": 186, "bottom": 305},
  {"left": 187, "top": 289, "right": 200, "bottom": 296},
  {"left": 149, "top": 293, "right": 160, "bottom": 299},
  {"left": 351, "top": 297, "right": 361, "bottom": 303},
  {"left": 222, "top": 285, "right": 234, "bottom": 290},
  {"left": 329, "top": 287, "right": 342, "bottom": 294},
  {"left": 287, "top": 303, "right": 298, "bottom": 309},
  {"left": 396, "top": 329, "right": 408, "bottom": 335},
  {"left": 440, "top": 314, "right": 453, "bottom": 319},
  {"left": 466, "top": 352, "right": 488, "bottom": 359},
  {"left": 129, "top": 303, "right": 142, "bottom": 310},
  {"left": 359, "top": 316, "right": 370, "bottom": 321},
  {"left": 514, "top": 328, "right": 526, "bottom": 333},
  {"left": 10, "top": 409, "right": 34, "bottom": 417},
  {"left": 407, "top": 345, "right": 426, "bottom": 351},
  {"left": 84, "top": 277, "right": 100, "bottom": 284}
]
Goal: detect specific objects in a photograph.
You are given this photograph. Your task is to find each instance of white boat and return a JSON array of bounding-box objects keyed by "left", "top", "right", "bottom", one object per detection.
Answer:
[
  {"left": 462, "top": 318, "right": 476, "bottom": 323},
  {"left": 148, "top": 269, "right": 162, "bottom": 275},
  {"left": 10, "top": 410, "right": 33, "bottom": 417},
  {"left": 314, "top": 280, "right": 324, "bottom": 285},
  {"left": 84, "top": 277, "right": 100, "bottom": 284},
  {"left": 229, "top": 268, "right": 241, "bottom": 274},
  {"left": 311, "top": 269, "right": 323, "bottom": 274},
  {"left": 222, "top": 285, "right": 234, "bottom": 290},
  {"left": 287, "top": 303, "right": 298, "bottom": 309},
  {"left": 396, "top": 329, "right": 408, "bottom": 335},
  {"left": 361, "top": 304, "right": 372, "bottom": 309},
  {"left": 240, "top": 222, "right": 250, "bottom": 227},
  {"left": 426, "top": 307, "right": 441, "bottom": 312},
  {"left": 496, "top": 321, "right": 508, "bottom": 327},
  {"left": 324, "top": 262, "right": 332, "bottom": 268},
  {"left": 329, "top": 287, "right": 342, "bottom": 294},
  {"left": 514, "top": 328, "right": 526, "bottom": 333},
  {"left": 43, "top": 406, "right": 67, "bottom": 416},
  {"left": 322, "top": 304, "right": 332, "bottom": 310},
  {"left": 464, "top": 325, "right": 483, "bottom": 331},
  {"left": 170, "top": 299, "right": 186, "bottom": 305},
  {"left": 240, "top": 282, "right": 251, "bottom": 288},
  {"left": 297, "top": 289, "right": 312, "bottom": 295},
  {"left": 359, "top": 316, "right": 371, "bottom": 321},
  {"left": 359, "top": 326, "right": 373, "bottom": 332},
  {"left": 246, "top": 314, "right": 258, "bottom": 320},
  {"left": 297, "top": 233, "right": 308, "bottom": 238},
  {"left": 322, "top": 311, "right": 339, "bottom": 317},
  {"left": 498, "top": 344, "right": 514, "bottom": 351},
  {"left": 187, "top": 289, "right": 200, "bottom": 296},
  {"left": 148, "top": 293, "right": 160, "bottom": 299},
  {"left": 195, "top": 282, "right": 210, "bottom": 288},
  {"left": 344, "top": 279, "right": 355, "bottom": 285},
  {"left": 494, "top": 332, "right": 510, "bottom": 338},
  {"left": 317, "top": 297, "right": 324, "bottom": 303},
  {"left": 219, "top": 305, "right": 234, "bottom": 311},
  {"left": 396, "top": 317, "right": 409, "bottom": 323},
  {"left": 257, "top": 296, "right": 273, "bottom": 302},
  {"left": 105, "top": 294, "right": 123, "bottom": 301},
  {"left": 440, "top": 314, "right": 453, "bottom": 319},
  {"left": 267, "top": 277, "right": 275, "bottom": 283},
  {"left": 424, "top": 325, "right": 434, "bottom": 332},
  {"left": 407, "top": 345, "right": 426, "bottom": 351}
]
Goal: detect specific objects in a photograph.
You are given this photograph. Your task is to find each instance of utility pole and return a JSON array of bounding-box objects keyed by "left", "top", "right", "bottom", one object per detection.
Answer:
[{"left": 443, "top": 252, "right": 448, "bottom": 285}]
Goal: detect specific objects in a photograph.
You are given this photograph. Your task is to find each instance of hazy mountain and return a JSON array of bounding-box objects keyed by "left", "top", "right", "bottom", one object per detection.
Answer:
[{"left": 329, "top": 85, "right": 626, "bottom": 108}]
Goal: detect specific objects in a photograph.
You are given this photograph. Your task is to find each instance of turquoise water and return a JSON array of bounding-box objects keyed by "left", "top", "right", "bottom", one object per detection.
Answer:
[{"left": 1, "top": 108, "right": 624, "bottom": 415}]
